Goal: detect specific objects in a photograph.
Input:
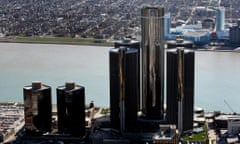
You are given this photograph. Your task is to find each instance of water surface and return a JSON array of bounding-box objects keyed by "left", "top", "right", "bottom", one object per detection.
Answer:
[{"left": 0, "top": 43, "right": 240, "bottom": 112}]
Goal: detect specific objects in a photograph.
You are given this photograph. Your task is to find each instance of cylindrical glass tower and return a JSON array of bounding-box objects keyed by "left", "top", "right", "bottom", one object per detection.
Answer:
[
  {"left": 109, "top": 47, "right": 139, "bottom": 133},
  {"left": 23, "top": 81, "right": 52, "bottom": 135},
  {"left": 57, "top": 82, "right": 85, "bottom": 137},
  {"left": 166, "top": 48, "right": 195, "bottom": 132},
  {"left": 141, "top": 6, "right": 165, "bottom": 119}
]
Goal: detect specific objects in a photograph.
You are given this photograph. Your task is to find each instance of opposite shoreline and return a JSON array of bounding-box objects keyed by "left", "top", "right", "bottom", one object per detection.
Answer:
[{"left": 0, "top": 36, "right": 114, "bottom": 47}]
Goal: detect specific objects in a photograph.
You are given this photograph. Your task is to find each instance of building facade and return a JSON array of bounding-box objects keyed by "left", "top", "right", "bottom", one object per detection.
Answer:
[
  {"left": 109, "top": 47, "right": 139, "bottom": 133},
  {"left": 23, "top": 81, "right": 52, "bottom": 135},
  {"left": 166, "top": 48, "right": 195, "bottom": 132},
  {"left": 57, "top": 82, "right": 85, "bottom": 136},
  {"left": 141, "top": 6, "right": 165, "bottom": 119},
  {"left": 229, "top": 25, "right": 240, "bottom": 44}
]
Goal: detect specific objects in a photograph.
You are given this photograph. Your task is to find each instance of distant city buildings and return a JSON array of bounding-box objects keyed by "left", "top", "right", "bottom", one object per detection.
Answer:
[
  {"left": 0, "top": 0, "right": 240, "bottom": 46},
  {"left": 229, "top": 24, "right": 240, "bottom": 44}
]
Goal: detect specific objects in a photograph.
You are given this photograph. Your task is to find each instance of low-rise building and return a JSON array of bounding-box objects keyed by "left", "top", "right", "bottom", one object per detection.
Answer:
[
  {"left": 229, "top": 25, "right": 240, "bottom": 44},
  {"left": 152, "top": 125, "right": 179, "bottom": 144},
  {"left": 228, "top": 117, "right": 240, "bottom": 134}
]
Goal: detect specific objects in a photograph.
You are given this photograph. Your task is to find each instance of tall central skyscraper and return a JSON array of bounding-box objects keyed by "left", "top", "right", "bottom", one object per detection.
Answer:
[{"left": 141, "top": 6, "right": 165, "bottom": 119}]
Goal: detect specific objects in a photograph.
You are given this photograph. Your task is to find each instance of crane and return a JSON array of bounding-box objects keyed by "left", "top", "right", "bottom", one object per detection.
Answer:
[{"left": 224, "top": 99, "right": 235, "bottom": 114}]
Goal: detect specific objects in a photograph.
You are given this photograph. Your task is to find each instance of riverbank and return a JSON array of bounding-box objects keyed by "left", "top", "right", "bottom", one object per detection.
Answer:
[
  {"left": 0, "top": 36, "right": 114, "bottom": 47},
  {"left": 1, "top": 36, "right": 238, "bottom": 52}
]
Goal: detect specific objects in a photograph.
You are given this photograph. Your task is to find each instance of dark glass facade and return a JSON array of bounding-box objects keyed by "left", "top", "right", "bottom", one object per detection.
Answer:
[
  {"left": 109, "top": 47, "right": 139, "bottom": 132},
  {"left": 166, "top": 48, "right": 195, "bottom": 132},
  {"left": 141, "top": 6, "right": 165, "bottom": 119},
  {"left": 229, "top": 25, "right": 240, "bottom": 44},
  {"left": 57, "top": 83, "right": 85, "bottom": 136},
  {"left": 114, "top": 40, "right": 141, "bottom": 111},
  {"left": 23, "top": 82, "right": 52, "bottom": 135}
]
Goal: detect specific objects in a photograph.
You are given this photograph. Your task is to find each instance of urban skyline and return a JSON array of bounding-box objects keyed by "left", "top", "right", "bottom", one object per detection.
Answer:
[
  {"left": 0, "top": 0, "right": 239, "bottom": 43},
  {"left": 0, "top": 0, "right": 240, "bottom": 143}
]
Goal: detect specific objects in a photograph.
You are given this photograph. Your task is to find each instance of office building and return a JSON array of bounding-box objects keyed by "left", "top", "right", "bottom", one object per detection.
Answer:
[
  {"left": 216, "top": 7, "right": 225, "bottom": 32},
  {"left": 152, "top": 125, "right": 179, "bottom": 144},
  {"left": 141, "top": 6, "right": 165, "bottom": 119},
  {"left": 229, "top": 25, "right": 240, "bottom": 44},
  {"left": 23, "top": 81, "right": 52, "bottom": 135},
  {"left": 164, "top": 13, "right": 171, "bottom": 39},
  {"left": 228, "top": 117, "right": 240, "bottom": 134},
  {"left": 166, "top": 48, "right": 195, "bottom": 132},
  {"left": 114, "top": 39, "right": 141, "bottom": 110},
  {"left": 57, "top": 82, "right": 85, "bottom": 137},
  {"left": 109, "top": 47, "right": 139, "bottom": 133}
]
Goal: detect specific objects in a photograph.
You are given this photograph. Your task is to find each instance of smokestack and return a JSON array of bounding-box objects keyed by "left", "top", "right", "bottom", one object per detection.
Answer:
[{"left": 141, "top": 6, "right": 165, "bottom": 119}]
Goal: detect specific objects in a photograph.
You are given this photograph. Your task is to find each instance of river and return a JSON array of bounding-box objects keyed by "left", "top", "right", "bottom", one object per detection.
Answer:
[{"left": 0, "top": 43, "right": 240, "bottom": 113}]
